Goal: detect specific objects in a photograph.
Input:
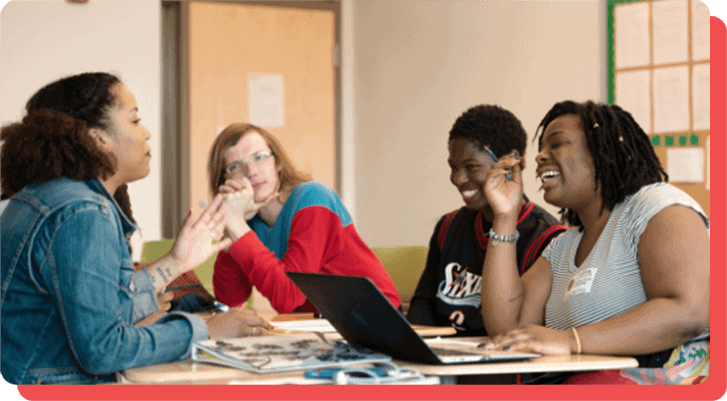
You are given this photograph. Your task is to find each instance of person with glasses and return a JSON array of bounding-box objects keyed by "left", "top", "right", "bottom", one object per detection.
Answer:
[{"left": 207, "top": 123, "right": 401, "bottom": 314}]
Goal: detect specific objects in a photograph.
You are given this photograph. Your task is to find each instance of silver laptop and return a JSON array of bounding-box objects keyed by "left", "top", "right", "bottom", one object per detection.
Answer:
[{"left": 286, "top": 272, "right": 540, "bottom": 365}]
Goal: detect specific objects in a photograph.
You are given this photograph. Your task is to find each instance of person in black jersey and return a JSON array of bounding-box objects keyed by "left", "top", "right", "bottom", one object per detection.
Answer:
[{"left": 407, "top": 105, "right": 565, "bottom": 337}]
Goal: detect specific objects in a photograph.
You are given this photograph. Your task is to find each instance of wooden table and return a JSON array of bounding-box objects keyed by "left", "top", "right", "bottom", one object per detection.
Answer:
[
  {"left": 120, "top": 313, "right": 638, "bottom": 384},
  {"left": 121, "top": 352, "right": 639, "bottom": 384}
]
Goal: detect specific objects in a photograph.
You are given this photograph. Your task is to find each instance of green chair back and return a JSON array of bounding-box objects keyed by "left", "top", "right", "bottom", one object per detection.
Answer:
[
  {"left": 371, "top": 245, "right": 428, "bottom": 312},
  {"left": 140, "top": 239, "right": 254, "bottom": 308}
]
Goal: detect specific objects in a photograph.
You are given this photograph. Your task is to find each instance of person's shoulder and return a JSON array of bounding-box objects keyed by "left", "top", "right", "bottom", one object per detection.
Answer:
[
  {"left": 523, "top": 200, "right": 562, "bottom": 227},
  {"left": 290, "top": 181, "right": 351, "bottom": 221},
  {"left": 18, "top": 178, "right": 106, "bottom": 211},
  {"left": 291, "top": 181, "right": 340, "bottom": 203},
  {"left": 296, "top": 180, "right": 334, "bottom": 195},
  {"left": 626, "top": 182, "right": 707, "bottom": 225},
  {"left": 435, "top": 206, "right": 469, "bottom": 226},
  {"left": 626, "top": 182, "right": 699, "bottom": 211}
]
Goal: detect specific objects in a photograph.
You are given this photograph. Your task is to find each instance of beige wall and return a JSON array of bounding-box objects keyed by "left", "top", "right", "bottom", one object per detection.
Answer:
[
  {"left": 2, "top": 0, "right": 724, "bottom": 251},
  {"left": 0, "top": 0, "right": 162, "bottom": 260},
  {"left": 348, "top": 0, "right": 605, "bottom": 246}
]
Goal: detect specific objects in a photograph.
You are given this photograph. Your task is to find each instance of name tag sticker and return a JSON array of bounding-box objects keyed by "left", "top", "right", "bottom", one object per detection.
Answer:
[{"left": 564, "top": 267, "right": 598, "bottom": 300}]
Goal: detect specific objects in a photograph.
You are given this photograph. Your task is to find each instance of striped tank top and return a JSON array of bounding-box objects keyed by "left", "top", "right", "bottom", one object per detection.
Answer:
[{"left": 542, "top": 182, "right": 710, "bottom": 341}]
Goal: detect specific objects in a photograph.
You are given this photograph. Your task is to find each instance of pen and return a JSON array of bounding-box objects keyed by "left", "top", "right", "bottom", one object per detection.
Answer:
[
  {"left": 484, "top": 146, "right": 529, "bottom": 203},
  {"left": 164, "top": 284, "right": 203, "bottom": 292}
]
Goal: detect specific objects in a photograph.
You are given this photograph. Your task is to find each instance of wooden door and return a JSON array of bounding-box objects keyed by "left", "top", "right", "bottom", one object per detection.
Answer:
[{"left": 187, "top": 1, "right": 337, "bottom": 215}]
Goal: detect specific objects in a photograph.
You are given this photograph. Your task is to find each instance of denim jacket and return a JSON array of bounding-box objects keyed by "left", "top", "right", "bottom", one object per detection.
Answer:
[{"left": 1, "top": 178, "right": 208, "bottom": 384}]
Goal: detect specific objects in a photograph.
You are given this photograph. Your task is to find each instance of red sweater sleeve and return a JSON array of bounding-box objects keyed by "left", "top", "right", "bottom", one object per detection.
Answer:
[
  {"left": 212, "top": 250, "right": 253, "bottom": 308},
  {"left": 221, "top": 206, "right": 339, "bottom": 313}
]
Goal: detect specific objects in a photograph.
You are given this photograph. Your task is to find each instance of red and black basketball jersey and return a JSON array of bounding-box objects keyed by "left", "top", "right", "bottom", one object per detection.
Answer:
[{"left": 407, "top": 201, "right": 565, "bottom": 336}]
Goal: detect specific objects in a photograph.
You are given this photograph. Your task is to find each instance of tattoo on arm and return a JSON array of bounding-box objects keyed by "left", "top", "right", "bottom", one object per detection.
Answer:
[
  {"left": 156, "top": 267, "right": 169, "bottom": 283},
  {"left": 508, "top": 292, "right": 524, "bottom": 303}
]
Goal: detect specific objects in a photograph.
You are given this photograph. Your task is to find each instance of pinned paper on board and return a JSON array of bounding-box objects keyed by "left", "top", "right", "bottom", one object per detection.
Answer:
[
  {"left": 616, "top": 70, "right": 651, "bottom": 133},
  {"left": 653, "top": 66, "right": 689, "bottom": 133},
  {"left": 667, "top": 148, "right": 704, "bottom": 184},
  {"left": 248, "top": 74, "right": 284, "bottom": 127},
  {"left": 614, "top": 2, "right": 650, "bottom": 68},
  {"left": 652, "top": 0, "right": 688, "bottom": 65},
  {"left": 692, "top": 63, "right": 710, "bottom": 131},
  {"left": 691, "top": 0, "right": 710, "bottom": 61}
]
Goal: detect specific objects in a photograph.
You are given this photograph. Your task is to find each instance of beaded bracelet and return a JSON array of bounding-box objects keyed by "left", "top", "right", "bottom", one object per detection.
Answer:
[{"left": 487, "top": 229, "right": 520, "bottom": 246}]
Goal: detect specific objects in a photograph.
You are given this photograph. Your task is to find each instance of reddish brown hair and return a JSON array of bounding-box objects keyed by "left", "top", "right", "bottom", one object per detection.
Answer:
[{"left": 207, "top": 123, "right": 311, "bottom": 197}]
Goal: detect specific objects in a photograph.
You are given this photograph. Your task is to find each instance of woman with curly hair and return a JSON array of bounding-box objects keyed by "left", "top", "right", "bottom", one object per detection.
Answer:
[
  {"left": 0, "top": 72, "right": 270, "bottom": 385},
  {"left": 480, "top": 100, "right": 709, "bottom": 384}
]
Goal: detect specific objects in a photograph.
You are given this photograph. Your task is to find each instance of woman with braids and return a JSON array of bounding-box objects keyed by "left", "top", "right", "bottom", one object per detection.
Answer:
[
  {"left": 208, "top": 123, "right": 400, "bottom": 313},
  {"left": 407, "top": 104, "right": 565, "bottom": 337},
  {"left": 480, "top": 100, "right": 709, "bottom": 384},
  {"left": 0, "top": 72, "right": 270, "bottom": 385}
]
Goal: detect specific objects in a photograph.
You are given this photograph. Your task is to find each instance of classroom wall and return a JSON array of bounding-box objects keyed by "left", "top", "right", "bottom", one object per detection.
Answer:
[
  {"left": 0, "top": 0, "right": 161, "bottom": 258},
  {"left": 2, "top": 0, "right": 720, "bottom": 251},
  {"left": 349, "top": 0, "right": 604, "bottom": 246}
]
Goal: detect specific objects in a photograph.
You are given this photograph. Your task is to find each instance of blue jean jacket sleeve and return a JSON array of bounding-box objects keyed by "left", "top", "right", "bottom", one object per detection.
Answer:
[
  {"left": 130, "top": 268, "right": 160, "bottom": 324},
  {"left": 41, "top": 208, "right": 209, "bottom": 375}
]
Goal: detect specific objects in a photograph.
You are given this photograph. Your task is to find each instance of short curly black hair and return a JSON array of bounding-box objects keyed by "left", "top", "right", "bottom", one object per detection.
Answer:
[
  {"left": 1, "top": 72, "right": 136, "bottom": 223},
  {"left": 448, "top": 104, "right": 527, "bottom": 159},
  {"left": 535, "top": 100, "right": 667, "bottom": 228}
]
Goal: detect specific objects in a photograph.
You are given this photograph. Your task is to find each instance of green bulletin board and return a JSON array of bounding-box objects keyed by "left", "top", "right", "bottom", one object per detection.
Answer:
[{"left": 607, "top": 0, "right": 710, "bottom": 217}]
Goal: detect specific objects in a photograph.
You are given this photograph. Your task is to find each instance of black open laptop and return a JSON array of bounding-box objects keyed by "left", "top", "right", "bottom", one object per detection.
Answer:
[{"left": 286, "top": 271, "right": 540, "bottom": 365}]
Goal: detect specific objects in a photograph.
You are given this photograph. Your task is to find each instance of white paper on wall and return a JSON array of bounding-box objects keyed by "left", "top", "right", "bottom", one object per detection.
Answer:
[
  {"left": 248, "top": 74, "right": 284, "bottom": 127},
  {"left": 667, "top": 147, "right": 704, "bottom": 183},
  {"left": 692, "top": 63, "right": 710, "bottom": 131},
  {"left": 692, "top": 0, "right": 711, "bottom": 61},
  {"left": 615, "top": 2, "right": 650, "bottom": 68},
  {"left": 653, "top": 66, "right": 690, "bottom": 133},
  {"left": 616, "top": 70, "right": 652, "bottom": 133},
  {"left": 652, "top": 0, "right": 689, "bottom": 65}
]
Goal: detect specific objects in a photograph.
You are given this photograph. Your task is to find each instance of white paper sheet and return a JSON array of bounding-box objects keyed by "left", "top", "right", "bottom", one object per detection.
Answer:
[
  {"left": 615, "top": 2, "right": 650, "bottom": 68},
  {"left": 653, "top": 66, "right": 690, "bottom": 133},
  {"left": 692, "top": 0, "right": 711, "bottom": 61},
  {"left": 692, "top": 63, "right": 711, "bottom": 131},
  {"left": 616, "top": 70, "right": 652, "bottom": 133},
  {"left": 667, "top": 148, "right": 704, "bottom": 183},
  {"left": 248, "top": 73, "right": 284, "bottom": 127},
  {"left": 653, "top": 0, "right": 689, "bottom": 65},
  {"left": 271, "top": 319, "right": 337, "bottom": 333}
]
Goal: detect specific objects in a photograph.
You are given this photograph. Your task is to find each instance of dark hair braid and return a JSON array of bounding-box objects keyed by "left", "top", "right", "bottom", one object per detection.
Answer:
[{"left": 536, "top": 100, "right": 667, "bottom": 227}]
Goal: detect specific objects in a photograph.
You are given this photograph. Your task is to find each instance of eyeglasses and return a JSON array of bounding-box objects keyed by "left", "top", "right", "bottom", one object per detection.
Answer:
[{"left": 224, "top": 151, "right": 272, "bottom": 177}]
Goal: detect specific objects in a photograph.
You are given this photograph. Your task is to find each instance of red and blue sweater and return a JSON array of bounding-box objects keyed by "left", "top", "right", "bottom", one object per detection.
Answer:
[{"left": 213, "top": 181, "right": 400, "bottom": 313}]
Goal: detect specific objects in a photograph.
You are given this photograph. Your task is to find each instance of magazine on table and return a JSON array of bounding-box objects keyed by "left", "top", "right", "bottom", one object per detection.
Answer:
[{"left": 191, "top": 333, "right": 392, "bottom": 373}]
